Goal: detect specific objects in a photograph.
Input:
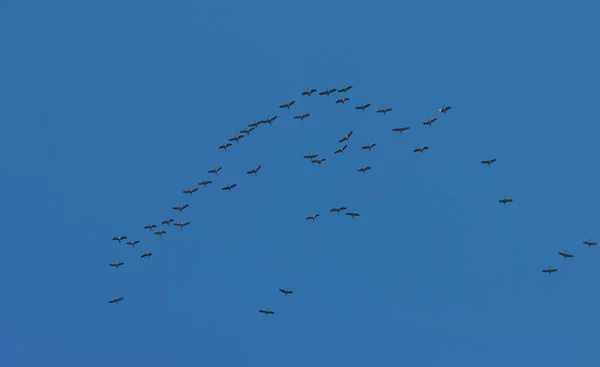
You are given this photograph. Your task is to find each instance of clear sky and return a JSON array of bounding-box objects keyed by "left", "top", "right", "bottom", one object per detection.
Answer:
[{"left": 1, "top": 1, "right": 599, "bottom": 366}]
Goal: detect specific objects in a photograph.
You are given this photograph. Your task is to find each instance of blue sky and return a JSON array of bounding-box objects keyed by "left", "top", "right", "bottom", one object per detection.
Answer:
[{"left": 1, "top": 1, "right": 599, "bottom": 366}]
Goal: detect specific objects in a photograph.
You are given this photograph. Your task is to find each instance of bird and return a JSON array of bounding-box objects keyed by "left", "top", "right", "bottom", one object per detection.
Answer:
[
  {"left": 338, "top": 85, "right": 353, "bottom": 93},
  {"left": 229, "top": 135, "right": 244, "bottom": 143},
  {"left": 583, "top": 239, "right": 597, "bottom": 248},
  {"left": 294, "top": 113, "right": 310, "bottom": 121},
  {"left": 339, "top": 131, "right": 353, "bottom": 143},
  {"left": 334, "top": 145, "right": 348, "bottom": 154},
  {"left": 246, "top": 165, "right": 262, "bottom": 175},
  {"left": 336, "top": 97, "right": 350, "bottom": 104},
  {"left": 162, "top": 219, "right": 174, "bottom": 226},
  {"left": 109, "top": 262, "right": 124, "bottom": 268},
  {"left": 199, "top": 180, "right": 212, "bottom": 187},
  {"left": 392, "top": 126, "right": 410, "bottom": 134},
  {"left": 301, "top": 88, "right": 317, "bottom": 96},
  {"left": 481, "top": 158, "right": 497, "bottom": 166},
  {"left": 240, "top": 127, "right": 255, "bottom": 135},
  {"left": 126, "top": 240, "right": 139, "bottom": 247},
  {"left": 263, "top": 116, "right": 278, "bottom": 125},
  {"left": 112, "top": 236, "right": 127, "bottom": 243},
  {"left": 173, "top": 204, "right": 189, "bottom": 212},
  {"left": 376, "top": 108, "right": 392, "bottom": 114},
  {"left": 558, "top": 251, "right": 574, "bottom": 259},
  {"left": 346, "top": 211, "right": 360, "bottom": 218},
  {"left": 330, "top": 205, "right": 347, "bottom": 214},
  {"left": 413, "top": 146, "right": 429, "bottom": 154},
  {"left": 174, "top": 221, "right": 190, "bottom": 229},
  {"left": 319, "top": 88, "right": 336, "bottom": 96},
  {"left": 109, "top": 297, "right": 124, "bottom": 305},
  {"left": 222, "top": 184, "right": 237, "bottom": 191},
  {"left": 306, "top": 214, "right": 320, "bottom": 221},
  {"left": 141, "top": 252, "right": 152, "bottom": 259},
  {"left": 218, "top": 143, "right": 232, "bottom": 151},
  {"left": 303, "top": 153, "right": 319, "bottom": 160},
  {"left": 208, "top": 167, "right": 222, "bottom": 175},
  {"left": 248, "top": 121, "right": 261, "bottom": 128},
  {"left": 279, "top": 100, "right": 295, "bottom": 109},
  {"left": 279, "top": 289, "right": 293, "bottom": 296},
  {"left": 357, "top": 165, "right": 372, "bottom": 174},
  {"left": 499, "top": 197, "right": 513, "bottom": 205},
  {"left": 259, "top": 309, "right": 275, "bottom": 316},
  {"left": 143, "top": 224, "right": 157, "bottom": 230},
  {"left": 423, "top": 117, "right": 437, "bottom": 126},
  {"left": 312, "top": 158, "right": 326, "bottom": 165},
  {"left": 361, "top": 143, "right": 376, "bottom": 151},
  {"left": 153, "top": 230, "right": 166, "bottom": 237},
  {"left": 355, "top": 103, "right": 371, "bottom": 111},
  {"left": 183, "top": 188, "right": 198, "bottom": 195},
  {"left": 542, "top": 266, "right": 557, "bottom": 274},
  {"left": 439, "top": 105, "right": 452, "bottom": 114}
]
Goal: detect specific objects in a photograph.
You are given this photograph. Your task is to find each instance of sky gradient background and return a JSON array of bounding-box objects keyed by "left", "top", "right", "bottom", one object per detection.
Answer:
[{"left": 1, "top": 1, "right": 599, "bottom": 366}]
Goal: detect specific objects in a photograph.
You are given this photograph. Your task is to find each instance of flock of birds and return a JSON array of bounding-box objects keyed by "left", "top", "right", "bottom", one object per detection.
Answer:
[{"left": 106, "top": 85, "right": 596, "bottom": 313}]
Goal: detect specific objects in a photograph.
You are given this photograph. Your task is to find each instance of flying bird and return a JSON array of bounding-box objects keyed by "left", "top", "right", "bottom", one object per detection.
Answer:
[
  {"left": 144, "top": 224, "right": 157, "bottom": 230},
  {"left": 357, "top": 165, "right": 372, "bottom": 174},
  {"left": 339, "top": 131, "right": 353, "bottom": 143},
  {"left": 413, "top": 146, "right": 429, "bottom": 154},
  {"left": 294, "top": 113, "right": 310, "bottom": 121},
  {"left": 334, "top": 145, "right": 348, "bottom": 154},
  {"left": 481, "top": 158, "right": 497, "bottom": 166},
  {"left": 141, "top": 252, "right": 152, "bottom": 259},
  {"left": 303, "top": 153, "right": 318, "bottom": 160},
  {"left": 259, "top": 309, "right": 275, "bottom": 315},
  {"left": 302, "top": 88, "right": 317, "bottom": 96},
  {"left": 336, "top": 97, "right": 350, "bottom": 104},
  {"left": 376, "top": 108, "right": 392, "bottom": 114},
  {"left": 240, "top": 127, "right": 255, "bottom": 135},
  {"left": 439, "top": 105, "right": 452, "bottom": 114},
  {"left": 222, "top": 184, "right": 237, "bottom": 191},
  {"left": 174, "top": 221, "right": 190, "bottom": 229},
  {"left": 279, "top": 100, "right": 295, "bottom": 109},
  {"left": 247, "top": 165, "right": 262, "bottom": 175},
  {"left": 218, "top": 143, "right": 232, "bottom": 151},
  {"left": 229, "top": 135, "right": 244, "bottom": 143},
  {"left": 423, "top": 117, "right": 437, "bottom": 126},
  {"left": 264, "top": 116, "right": 278, "bottom": 125},
  {"left": 355, "top": 103, "right": 371, "bottom": 111},
  {"left": 162, "top": 219, "right": 174, "bottom": 226},
  {"left": 306, "top": 214, "right": 320, "bottom": 221},
  {"left": 248, "top": 121, "right": 261, "bottom": 128},
  {"left": 109, "top": 297, "right": 124, "bottom": 305},
  {"left": 208, "top": 167, "right": 222, "bottom": 175},
  {"left": 542, "top": 266, "right": 557, "bottom": 274},
  {"left": 312, "top": 158, "right": 326, "bottom": 165},
  {"left": 330, "top": 205, "right": 347, "bottom": 214},
  {"left": 173, "top": 204, "right": 189, "bottom": 212},
  {"left": 109, "top": 262, "right": 124, "bottom": 268},
  {"left": 153, "top": 230, "right": 166, "bottom": 237},
  {"left": 183, "top": 187, "right": 198, "bottom": 195},
  {"left": 392, "top": 126, "right": 410, "bottom": 134},
  {"left": 361, "top": 143, "right": 376, "bottom": 151},
  {"left": 583, "top": 239, "right": 597, "bottom": 248},
  {"left": 346, "top": 211, "right": 360, "bottom": 218},
  {"left": 338, "top": 85, "right": 353, "bottom": 93},
  {"left": 319, "top": 88, "right": 337, "bottom": 96},
  {"left": 558, "top": 251, "right": 574, "bottom": 259},
  {"left": 112, "top": 236, "right": 127, "bottom": 243},
  {"left": 126, "top": 240, "right": 139, "bottom": 247},
  {"left": 199, "top": 180, "right": 212, "bottom": 187},
  {"left": 499, "top": 197, "right": 513, "bottom": 205},
  {"left": 279, "top": 289, "right": 293, "bottom": 296}
]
